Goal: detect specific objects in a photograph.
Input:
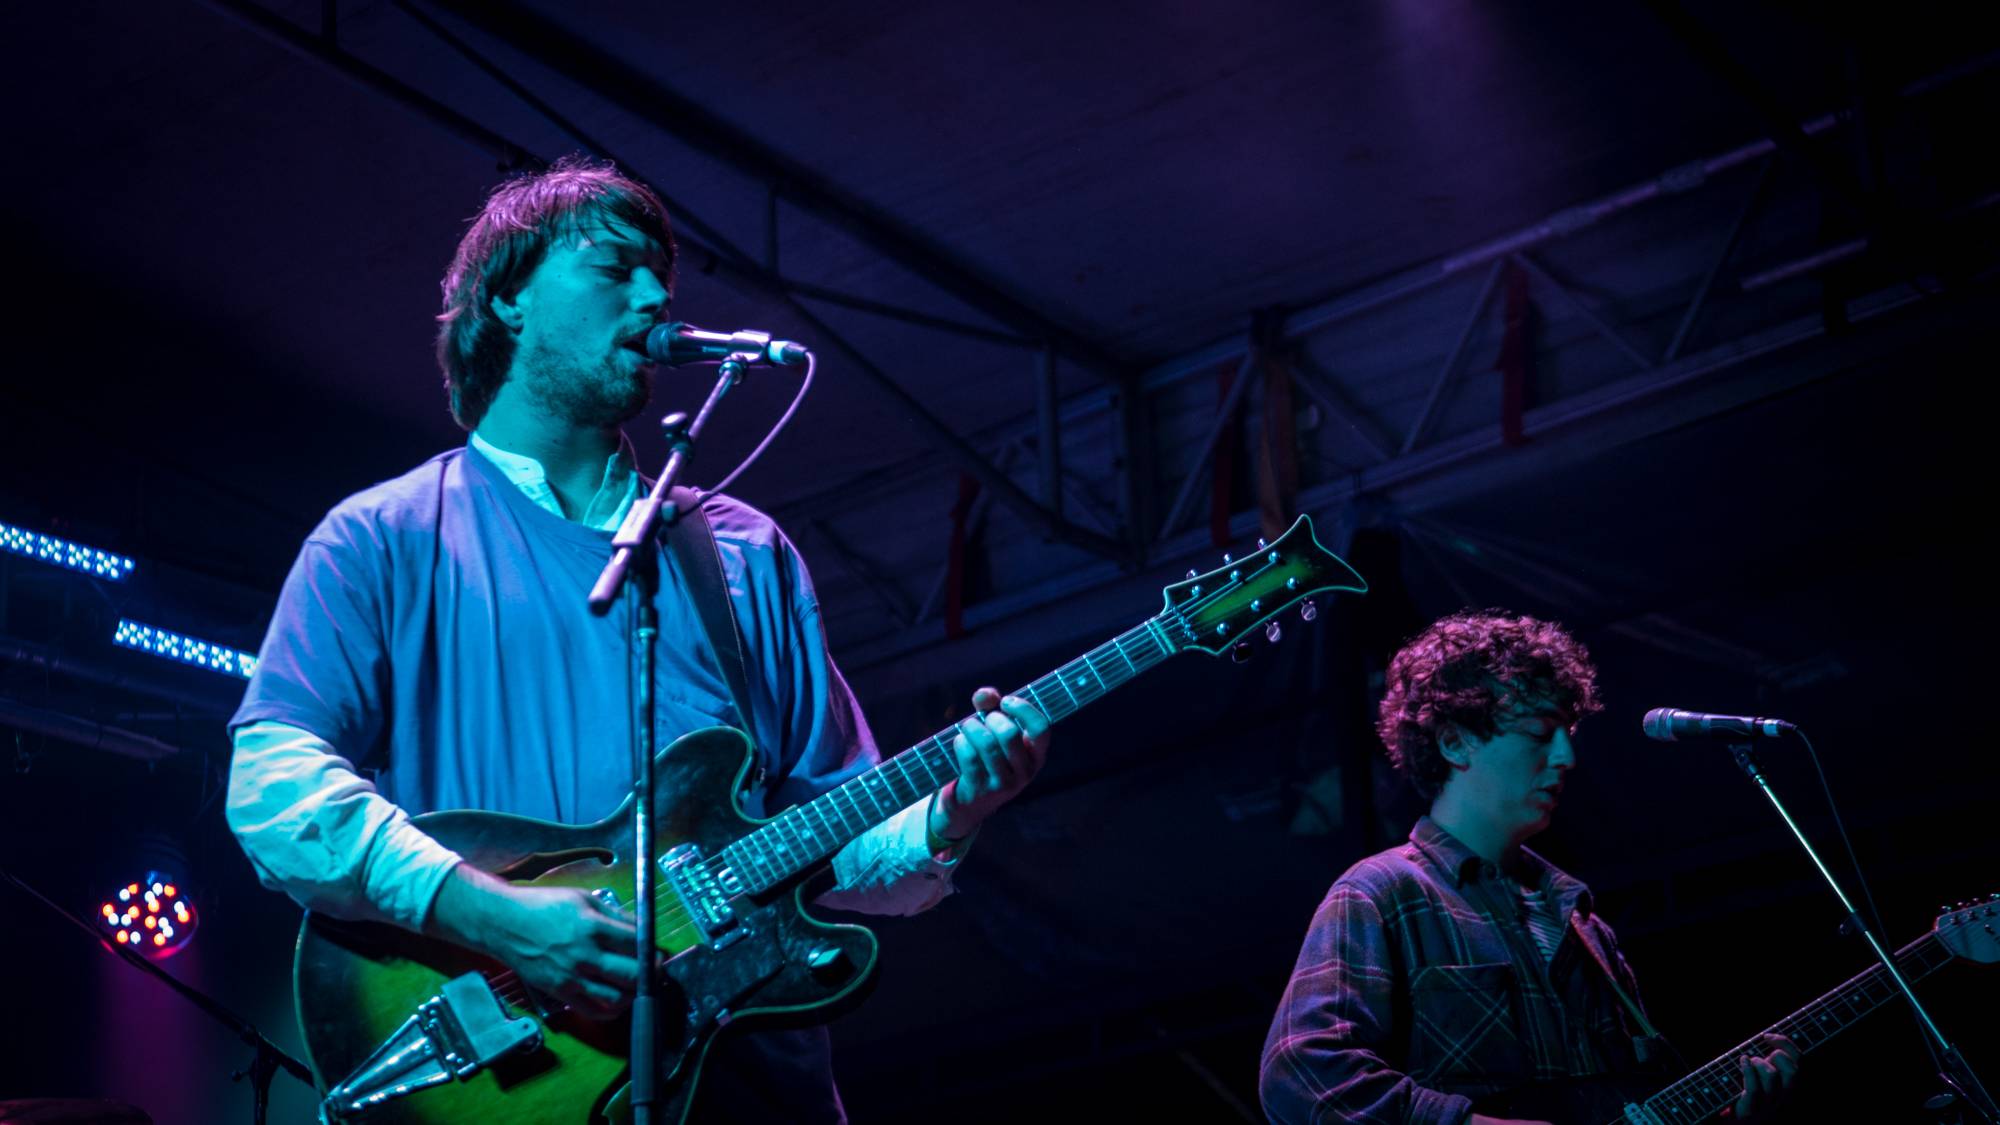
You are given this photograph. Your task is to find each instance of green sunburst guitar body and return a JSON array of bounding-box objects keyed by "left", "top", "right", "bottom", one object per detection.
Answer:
[{"left": 297, "top": 726, "right": 875, "bottom": 1123}]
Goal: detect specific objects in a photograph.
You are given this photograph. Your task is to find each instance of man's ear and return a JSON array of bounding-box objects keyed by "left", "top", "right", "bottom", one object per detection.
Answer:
[
  {"left": 489, "top": 285, "right": 531, "bottom": 333},
  {"left": 1437, "top": 729, "right": 1474, "bottom": 770}
]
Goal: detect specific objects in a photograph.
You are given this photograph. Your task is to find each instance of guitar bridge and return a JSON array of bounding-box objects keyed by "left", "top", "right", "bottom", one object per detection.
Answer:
[
  {"left": 320, "top": 971, "right": 540, "bottom": 1122},
  {"left": 660, "top": 842, "right": 740, "bottom": 945}
]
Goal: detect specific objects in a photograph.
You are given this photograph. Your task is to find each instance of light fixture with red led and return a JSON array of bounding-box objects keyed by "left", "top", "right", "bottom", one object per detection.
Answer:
[{"left": 100, "top": 872, "right": 196, "bottom": 958}]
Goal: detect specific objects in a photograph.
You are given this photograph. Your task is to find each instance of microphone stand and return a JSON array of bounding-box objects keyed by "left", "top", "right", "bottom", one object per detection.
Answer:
[
  {"left": 1727, "top": 743, "right": 1996, "bottom": 1123},
  {"left": 0, "top": 867, "right": 315, "bottom": 1125},
  {"left": 589, "top": 354, "right": 749, "bottom": 1125}
]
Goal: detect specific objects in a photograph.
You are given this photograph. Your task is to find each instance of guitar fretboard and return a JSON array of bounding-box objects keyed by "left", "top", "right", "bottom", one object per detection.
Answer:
[
  {"left": 1630, "top": 931, "right": 1954, "bottom": 1125},
  {"left": 719, "top": 616, "right": 1184, "bottom": 893}
]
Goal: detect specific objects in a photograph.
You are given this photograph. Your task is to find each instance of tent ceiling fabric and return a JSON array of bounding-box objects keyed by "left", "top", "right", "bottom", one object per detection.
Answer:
[
  {"left": 6, "top": 3, "right": 1991, "bottom": 644},
  {"left": 6, "top": 0, "right": 1994, "bottom": 695},
  {"left": 15, "top": 3, "right": 1983, "bottom": 453}
]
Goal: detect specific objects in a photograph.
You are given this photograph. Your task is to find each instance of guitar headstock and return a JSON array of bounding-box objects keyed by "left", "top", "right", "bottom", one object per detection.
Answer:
[
  {"left": 1938, "top": 894, "right": 2000, "bottom": 964},
  {"left": 1158, "top": 515, "right": 1367, "bottom": 657}
]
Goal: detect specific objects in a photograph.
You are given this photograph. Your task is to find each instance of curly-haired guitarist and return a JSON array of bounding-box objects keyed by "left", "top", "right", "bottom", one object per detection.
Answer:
[{"left": 1261, "top": 611, "right": 1797, "bottom": 1125}]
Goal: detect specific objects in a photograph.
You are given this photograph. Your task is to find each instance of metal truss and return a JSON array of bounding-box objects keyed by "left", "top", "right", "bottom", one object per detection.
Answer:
[
  {"left": 171, "top": 1, "right": 2000, "bottom": 683},
  {"left": 821, "top": 54, "right": 2000, "bottom": 681}
]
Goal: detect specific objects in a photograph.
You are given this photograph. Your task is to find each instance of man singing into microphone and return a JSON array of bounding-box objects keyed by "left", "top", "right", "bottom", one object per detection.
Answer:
[
  {"left": 225, "top": 156, "right": 1048, "bottom": 1121},
  {"left": 1261, "top": 611, "right": 1797, "bottom": 1124}
]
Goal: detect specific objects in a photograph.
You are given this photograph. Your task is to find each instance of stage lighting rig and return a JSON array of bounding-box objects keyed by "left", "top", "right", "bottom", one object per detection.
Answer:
[{"left": 101, "top": 872, "right": 198, "bottom": 959}]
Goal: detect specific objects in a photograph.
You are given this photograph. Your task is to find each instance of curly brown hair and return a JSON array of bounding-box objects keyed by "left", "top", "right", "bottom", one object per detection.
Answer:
[
  {"left": 434, "top": 156, "right": 676, "bottom": 430},
  {"left": 1376, "top": 611, "right": 1603, "bottom": 798}
]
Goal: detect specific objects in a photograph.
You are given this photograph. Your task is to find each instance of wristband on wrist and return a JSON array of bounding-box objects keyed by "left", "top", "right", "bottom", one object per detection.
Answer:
[{"left": 924, "top": 791, "right": 970, "bottom": 855}]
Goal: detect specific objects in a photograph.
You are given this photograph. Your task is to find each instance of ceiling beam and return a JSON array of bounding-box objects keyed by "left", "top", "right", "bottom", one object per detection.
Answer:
[
  {"left": 199, "top": 0, "right": 538, "bottom": 170},
  {"left": 842, "top": 277, "right": 1981, "bottom": 693},
  {"left": 422, "top": 0, "right": 1132, "bottom": 384},
  {"left": 199, "top": 0, "right": 1129, "bottom": 565}
]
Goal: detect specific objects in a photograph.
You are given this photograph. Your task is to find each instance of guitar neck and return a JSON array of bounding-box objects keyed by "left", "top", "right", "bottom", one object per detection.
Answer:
[
  {"left": 1633, "top": 931, "right": 1956, "bottom": 1124},
  {"left": 720, "top": 616, "right": 1180, "bottom": 892}
]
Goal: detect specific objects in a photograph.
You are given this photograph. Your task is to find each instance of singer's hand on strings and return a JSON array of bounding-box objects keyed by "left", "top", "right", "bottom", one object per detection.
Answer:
[{"left": 932, "top": 687, "right": 1049, "bottom": 841}]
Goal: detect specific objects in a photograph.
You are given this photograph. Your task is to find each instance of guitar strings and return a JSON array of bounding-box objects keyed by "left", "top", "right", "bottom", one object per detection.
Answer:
[
  {"left": 1641, "top": 933, "right": 1946, "bottom": 1118},
  {"left": 708, "top": 596, "right": 1214, "bottom": 891},
  {"left": 468, "top": 583, "right": 1253, "bottom": 1017}
]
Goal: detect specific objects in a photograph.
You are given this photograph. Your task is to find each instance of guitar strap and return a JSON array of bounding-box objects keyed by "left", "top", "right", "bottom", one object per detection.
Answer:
[
  {"left": 662, "top": 487, "right": 758, "bottom": 742},
  {"left": 1568, "top": 912, "right": 1671, "bottom": 1065}
]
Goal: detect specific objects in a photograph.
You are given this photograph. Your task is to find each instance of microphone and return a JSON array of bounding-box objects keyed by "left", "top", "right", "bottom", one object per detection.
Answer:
[
  {"left": 1642, "top": 708, "right": 1796, "bottom": 742},
  {"left": 644, "top": 322, "right": 809, "bottom": 367}
]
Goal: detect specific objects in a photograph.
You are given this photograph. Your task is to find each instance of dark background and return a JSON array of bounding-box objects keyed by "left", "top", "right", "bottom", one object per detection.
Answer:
[{"left": 3, "top": 2, "right": 1997, "bottom": 1122}]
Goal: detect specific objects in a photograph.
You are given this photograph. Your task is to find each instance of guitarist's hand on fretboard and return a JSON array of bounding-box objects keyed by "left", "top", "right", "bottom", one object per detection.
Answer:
[
  {"left": 928, "top": 687, "right": 1051, "bottom": 846},
  {"left": 1727, "top": 1034, "right": 1799, "bottom": 1123}
]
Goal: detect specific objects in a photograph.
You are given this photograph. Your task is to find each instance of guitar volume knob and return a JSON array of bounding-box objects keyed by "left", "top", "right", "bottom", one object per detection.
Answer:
[{"left": 807, "top": 945, "right": 854, "bottom": 983}]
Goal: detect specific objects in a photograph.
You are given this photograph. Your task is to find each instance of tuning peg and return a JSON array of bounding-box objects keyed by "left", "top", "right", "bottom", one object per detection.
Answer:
[
  {"left": 1300, "top": 598, "right": 1318, "bottom": 622},
  {"left": 1222, "top": 552, "right": 1233, "bottom": 563},
  {"left": 1265, "top": 620, "right": 1282, "bottom": 644},
  {"left": 1230, "top": 641, "right": 1253, "bottom": 664},
  {"left": 1186, "top": 569, "right": 1199, "bottom": 579},
  {"left": 1256, "top": 537, "right": 1268, "bottom": 550}
]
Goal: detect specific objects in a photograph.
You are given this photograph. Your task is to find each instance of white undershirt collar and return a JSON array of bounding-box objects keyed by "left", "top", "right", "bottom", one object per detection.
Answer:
[{"left": 470, "top": 430, "right": 640, "bottom": 532}]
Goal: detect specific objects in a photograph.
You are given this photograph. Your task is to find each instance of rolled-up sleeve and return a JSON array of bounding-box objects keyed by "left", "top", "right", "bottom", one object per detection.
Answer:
[
  {"left": 1260, "top": 884, "right": 1474, "bottom": 1125},
  {"left": 819, "top": 797, "right": 968, "bottom": 916},
  {"left": 226, "top": 506, "right": 459, "bottom": 929},
  {"left": 227, "top": 720, "right": 463, "bottom": 929}
]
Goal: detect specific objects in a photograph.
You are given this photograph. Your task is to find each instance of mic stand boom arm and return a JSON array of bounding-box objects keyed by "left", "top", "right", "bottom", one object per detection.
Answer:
[
  {"left": 0, "top": 867, "right": 315, "bottom": 1125},
  {"left": 1727, "top": 743, "right": 1996, "bottom": 1123},
  {"left": 588, "top": 354, "right": 749, "bottom": 1125}
]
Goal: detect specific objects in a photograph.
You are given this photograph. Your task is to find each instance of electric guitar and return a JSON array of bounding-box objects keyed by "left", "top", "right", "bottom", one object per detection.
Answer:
[
  {"left": 295, "top": 514, "right": 1367, "bottom": 1123},
  {"left": 1475, "top": 895, "right": 2000, "bottom": 1124}
]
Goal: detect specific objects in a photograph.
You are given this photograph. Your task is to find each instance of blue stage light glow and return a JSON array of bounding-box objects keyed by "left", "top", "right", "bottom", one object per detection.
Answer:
[
  {"left": 1, "top": 519, "right": 136, "bottom": 579},
  {"left": 113, "top": 620, "right": 258, "bottom": 679}
]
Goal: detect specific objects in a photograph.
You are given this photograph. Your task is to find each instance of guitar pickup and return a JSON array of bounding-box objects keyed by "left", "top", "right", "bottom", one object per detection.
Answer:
[{"left": 320, "top": 971, "right": 541, "bottom": 1121}]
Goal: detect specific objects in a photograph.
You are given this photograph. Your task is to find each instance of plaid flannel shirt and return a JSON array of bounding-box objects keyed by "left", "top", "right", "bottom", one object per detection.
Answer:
[{"left": 1261, "top": 817, "right": 1654, "bottom": 1125}]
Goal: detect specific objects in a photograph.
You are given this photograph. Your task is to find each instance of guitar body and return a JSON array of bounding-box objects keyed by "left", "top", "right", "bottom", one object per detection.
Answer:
[
  {"left": 293, "top": 726, "right": 879, "bottom": 1124},
  {"left": 1473, "top": 1075, "right": 1651, "bottom": 1125}
]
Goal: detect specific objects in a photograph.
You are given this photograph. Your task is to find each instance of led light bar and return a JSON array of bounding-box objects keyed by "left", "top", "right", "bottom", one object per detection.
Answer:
[
  {"left": 113, "top": 619, "right": 258, "bottom": 679},
  {"left": 1, "top": 519, "right": 135, "bottom": 579}
]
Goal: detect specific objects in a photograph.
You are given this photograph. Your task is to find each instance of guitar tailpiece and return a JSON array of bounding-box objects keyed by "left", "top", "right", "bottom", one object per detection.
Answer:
[{"left": 319, "top": 971, "right": 542, "bottom": 1122}]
